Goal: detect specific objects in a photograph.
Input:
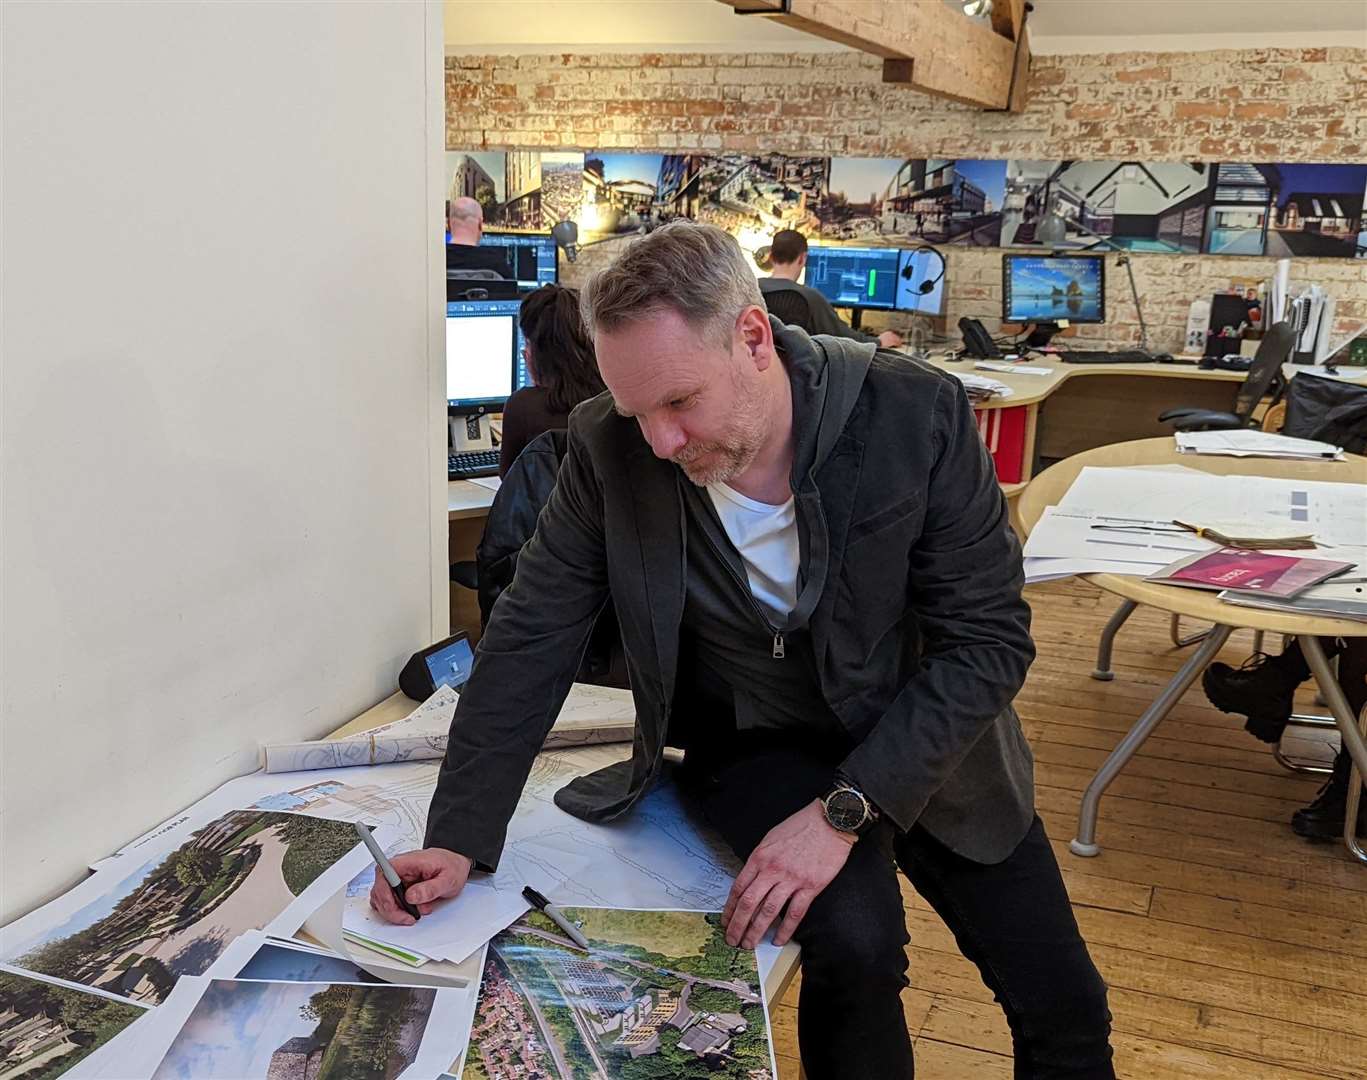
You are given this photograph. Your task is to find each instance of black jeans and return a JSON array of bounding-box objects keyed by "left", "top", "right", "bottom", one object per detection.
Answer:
[{"left": 684, "top": 736, "right": 1116, "bottom": 1080}]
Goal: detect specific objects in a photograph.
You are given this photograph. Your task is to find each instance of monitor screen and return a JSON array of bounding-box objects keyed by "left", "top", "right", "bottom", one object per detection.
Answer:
[
  {"left": 424, "top": 635, "right": 474, "bottom": 692},
  {"left": 804, "top": 245, "right": 900, "bottom": 311},
  {"left": 446, "top": 299, "right": 521, "bottom": 409},
  {"left": 1002, "top": 254, "right": 1106, "bottom": 324},
  {"left": 480, "top": 232, "right": 558, "bottom": 290},
  {"left": 893, "top": 248, "right": 946, "bottom": 316}
]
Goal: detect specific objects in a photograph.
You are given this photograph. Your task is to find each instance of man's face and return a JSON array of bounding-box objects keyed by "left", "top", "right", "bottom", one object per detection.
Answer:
[{"left": 597, "top": 306, "right": 771, "bottom": 487}]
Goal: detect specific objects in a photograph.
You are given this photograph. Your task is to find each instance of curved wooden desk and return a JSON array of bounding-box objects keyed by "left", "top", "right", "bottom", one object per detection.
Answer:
[
  {"left": 1018, "top": 438, "right": 1367, "bottom": 864},
  {"left": 923, "top": 356, "right": 1364, "bottom": 498}
]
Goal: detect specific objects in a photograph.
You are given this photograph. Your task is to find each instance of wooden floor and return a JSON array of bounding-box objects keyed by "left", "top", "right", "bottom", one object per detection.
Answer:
[{"left": 770, "top": 578, "right": 1366, "bottom": 1080}]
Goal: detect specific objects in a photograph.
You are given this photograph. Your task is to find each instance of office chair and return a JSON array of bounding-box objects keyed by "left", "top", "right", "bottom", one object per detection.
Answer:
[
  {"left": 1157, "top": 320, "right": 1296, "bottom": 432},
  {"left": 760, "top": 287, "right": 816, "bottom": 333},
  {"left": 447, "top": 269, "right": 520, "bottom": 303}
]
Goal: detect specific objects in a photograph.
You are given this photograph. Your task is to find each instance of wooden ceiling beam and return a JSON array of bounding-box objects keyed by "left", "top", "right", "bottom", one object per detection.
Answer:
[
  {"left": 719, "top": 0, "right": 1030, "bottom": 112},
  {"left": 992, "top": 0, "right": 1027, "bottom": 41}
]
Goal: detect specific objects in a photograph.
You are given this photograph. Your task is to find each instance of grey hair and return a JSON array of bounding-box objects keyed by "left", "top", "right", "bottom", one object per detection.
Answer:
[{"left": 579, "top": 221, "right": 764, "bottom": 348}]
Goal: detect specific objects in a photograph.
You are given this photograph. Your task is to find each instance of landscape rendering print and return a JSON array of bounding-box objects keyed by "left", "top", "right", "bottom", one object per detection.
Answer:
[
  {"left": 0, "top": 967, "right": 146, "bottom": 1079},
  {"left": 3, "top": 810, "right": 363, "bottom": 1005},
  {"left": 149, "top": 979, "right": 437, "bottom": 1080},
  {"left": 463, "top": 908, "right": 774, "bottom": 1080}
]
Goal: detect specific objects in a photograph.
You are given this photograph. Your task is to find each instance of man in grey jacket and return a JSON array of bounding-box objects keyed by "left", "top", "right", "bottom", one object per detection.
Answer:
[{"left": 373, "top": 223, "right": 1114, "bottom": 1079}]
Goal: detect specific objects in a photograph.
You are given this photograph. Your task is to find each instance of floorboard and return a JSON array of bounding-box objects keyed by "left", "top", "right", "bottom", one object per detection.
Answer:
[{"left": 769, "top": 579, "right": 1364, "bottom": 1079}]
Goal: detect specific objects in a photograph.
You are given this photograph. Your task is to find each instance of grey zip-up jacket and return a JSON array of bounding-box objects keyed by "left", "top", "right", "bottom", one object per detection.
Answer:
[{"left": 426, "top": 319, "right": 1036, "bottom": 868}]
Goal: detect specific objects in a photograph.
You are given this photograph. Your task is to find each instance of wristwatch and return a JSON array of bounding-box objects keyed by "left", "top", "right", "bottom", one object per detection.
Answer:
[{"left": 821, "top": 780, "right": 880, "bottom": 836}]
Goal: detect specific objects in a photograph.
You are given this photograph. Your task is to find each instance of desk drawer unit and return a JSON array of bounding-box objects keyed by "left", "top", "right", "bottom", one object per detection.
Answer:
[{"left": 973, "top": 404, "right": 1029, "bottom": 484}]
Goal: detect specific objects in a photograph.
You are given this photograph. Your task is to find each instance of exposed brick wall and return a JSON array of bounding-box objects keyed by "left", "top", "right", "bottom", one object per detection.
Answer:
[{"left": 448, "top": 48, "right": 1367, "bottom": 352}]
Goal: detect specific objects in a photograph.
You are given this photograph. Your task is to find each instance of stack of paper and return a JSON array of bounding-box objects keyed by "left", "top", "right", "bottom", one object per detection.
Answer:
[
  {"left": 1022, "top": 465, "right": 1367, "bottom": 592},
  {"left": 950, "top": 370, "right": 1014, "bottom": 402},
  {"left": 1175, "top": 429, "right": 1344, "bottom": 460}
]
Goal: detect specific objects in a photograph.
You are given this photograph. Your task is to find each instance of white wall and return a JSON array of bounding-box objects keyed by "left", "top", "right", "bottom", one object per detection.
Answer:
[{"left": 0, "top": 0, "right": 448, "bottom": 922}]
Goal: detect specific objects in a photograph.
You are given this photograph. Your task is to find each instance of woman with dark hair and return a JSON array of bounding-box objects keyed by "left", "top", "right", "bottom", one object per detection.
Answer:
[{"left": 498, "top": 283, "right": 606, "bottom": 477}]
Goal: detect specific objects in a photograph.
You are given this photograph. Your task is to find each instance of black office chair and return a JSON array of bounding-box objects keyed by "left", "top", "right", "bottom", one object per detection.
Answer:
[
  {"left": 1158, "top": 320, "right": 1296, "bottom": 432},
  {"left": 760, "top": 287, "right": 816, "bottom": 333},
  {"left": 446, "top": 269, "right": 520, "bottom": 303}
]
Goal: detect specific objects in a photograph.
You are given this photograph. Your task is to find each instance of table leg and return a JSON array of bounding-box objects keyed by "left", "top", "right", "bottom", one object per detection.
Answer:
[
  {"left": 1091, "top": 599, "right": 1139, "bottom": 681},
  {"left": 1300, "top": 636, "right": 1367, "bottom": 866},
  {"left": 1071, "top": 624, "right": 1234, "bottom": 857}
]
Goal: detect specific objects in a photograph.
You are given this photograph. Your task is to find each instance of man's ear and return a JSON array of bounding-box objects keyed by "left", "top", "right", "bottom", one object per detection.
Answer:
[{"left": 737, "top": 305, "right": 775, "bottom": 372}]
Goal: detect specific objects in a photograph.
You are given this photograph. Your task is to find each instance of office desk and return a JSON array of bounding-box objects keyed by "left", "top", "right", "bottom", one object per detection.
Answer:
[
  {"left": 332, "top": 693, "right": 803, "bottom": 1006},
  {"left": 923, "top": 357, "right": 1249, "bottom": 496},
  {"left": 448, "top": 480, "right": 497, "bottom": 637},
  {"left": 1017, "top": 438, "right": 1367, "bottom": 864}
]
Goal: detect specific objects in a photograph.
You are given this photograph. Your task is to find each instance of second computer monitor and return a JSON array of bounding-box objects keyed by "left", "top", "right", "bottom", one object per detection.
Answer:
[
  {"left": 805, "top": 245, "right": 900, "bottom": 311},
  {"left": 1002, "top": 254, "right": 1106, "bottom": 325},
  {"left": 893, "top": 247, "right": 946, "bottom": 317},
  {"left": 479, "top": 231, "right": 558, "bottom": 291},
  {"left": 446, "top": 299, "right": 530, "bottom": 413}
]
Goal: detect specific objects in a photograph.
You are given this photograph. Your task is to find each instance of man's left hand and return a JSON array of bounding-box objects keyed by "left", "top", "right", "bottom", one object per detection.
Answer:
[{"left": 722, "top": 800, "right": 856, "bottom": 950}]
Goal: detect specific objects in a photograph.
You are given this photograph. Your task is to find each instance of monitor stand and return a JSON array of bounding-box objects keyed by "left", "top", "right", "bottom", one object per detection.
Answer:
[
  {"left": 1024, "top": 322, "right": 1063, "bottom": 349},
  {"left": 450, "top": 413, "right": 494, "bottom": 453}
]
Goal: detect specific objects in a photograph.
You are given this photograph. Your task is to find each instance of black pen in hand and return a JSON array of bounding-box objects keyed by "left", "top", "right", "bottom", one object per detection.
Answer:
[{"left": 354, "top": 822, "right": 422, "bottom": 921}]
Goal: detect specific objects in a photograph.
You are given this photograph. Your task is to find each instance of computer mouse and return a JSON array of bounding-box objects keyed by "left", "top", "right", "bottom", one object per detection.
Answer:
[{"left": 1154, "top": 353, "right": 1175, "bottom": 364}]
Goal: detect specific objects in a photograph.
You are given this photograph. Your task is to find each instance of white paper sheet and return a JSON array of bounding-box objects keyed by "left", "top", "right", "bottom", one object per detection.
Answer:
[
  {"left": 343, "top": 837, "right": 592, "bottom": 965},
  {"left": 467, "top": 475, "right": 503, "bottom": 491},
  {"left": 975, "top": 360, "right": 1053, "bottom": 376},
  {"left": 1022, "top": 506, "right": 1214, "bottom": 565},
  {"left": 1061, "top": 467, "right": 1367, "bottom": 548},
  {"left": 1175, "top": 429, "right": 1344, "bottom": 460}
]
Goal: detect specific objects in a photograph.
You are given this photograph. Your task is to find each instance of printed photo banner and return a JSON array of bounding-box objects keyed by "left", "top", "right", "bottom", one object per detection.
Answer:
[{"left": 446, "top": 149, "right": 1367, "bottom": 260}]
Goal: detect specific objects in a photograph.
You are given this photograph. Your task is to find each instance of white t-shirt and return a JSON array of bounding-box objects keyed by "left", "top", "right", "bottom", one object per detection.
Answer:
[{"left": 706, "top": 481, "right": 799, "bottom": 625}]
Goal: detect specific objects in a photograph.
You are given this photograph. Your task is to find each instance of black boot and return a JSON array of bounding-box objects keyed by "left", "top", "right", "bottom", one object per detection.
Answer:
[
  {"left": 1291, "top": 752, "right": 1367, "bottom": 841},
  {"left": 1201, "top": 650, "right": 1309, "bottom": 743}
]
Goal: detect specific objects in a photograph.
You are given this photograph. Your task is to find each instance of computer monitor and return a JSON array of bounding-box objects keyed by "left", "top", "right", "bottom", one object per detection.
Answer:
[
  {"left": 479, "top": 231, "right": 558, "bottom": 291},
  {"left": 804, "top": 245, "right": 900, "bottom": 311},
  {"left": 446, "top": 299, "right": 522, "bottom": 414},
  {"left": 1001, "top": 254, "right": 1106, "bottom": 325},
  {"left": 893, "top": 248, "right": 946, "bottom": 317}
]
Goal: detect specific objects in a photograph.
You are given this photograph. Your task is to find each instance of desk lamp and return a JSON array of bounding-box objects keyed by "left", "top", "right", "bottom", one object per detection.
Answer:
[
  {"left": 551, "top": 219, "right": 647, "bottom": 263},
  {"left": 1036, "top": 211, "right": 1152, "bottom": 356}
]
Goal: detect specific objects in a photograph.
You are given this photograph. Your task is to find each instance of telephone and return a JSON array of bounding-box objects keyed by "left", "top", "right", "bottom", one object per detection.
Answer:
[{"left": 958, "top": 317, "right": 1000, "bottom": 359}]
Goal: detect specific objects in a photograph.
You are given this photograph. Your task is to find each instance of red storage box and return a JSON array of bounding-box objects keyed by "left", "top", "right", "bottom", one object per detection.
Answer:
[{"left": 973, "top": 405, "right": 1029, "bottom": 485}]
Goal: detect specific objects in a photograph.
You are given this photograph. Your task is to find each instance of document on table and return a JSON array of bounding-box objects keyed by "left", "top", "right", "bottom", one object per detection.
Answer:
[
  {"left": 975, "top": 360, "right": 1054, "bottom": 376},
  {"left": 1061, "top": 467, "right": 1367, "bottom": 548},
  {"left": 1022, "top": 506, "right": 1211, "bottom": 568},
  {"left": 1175, "top": 429, "right": 1343, "bottom": 460}
]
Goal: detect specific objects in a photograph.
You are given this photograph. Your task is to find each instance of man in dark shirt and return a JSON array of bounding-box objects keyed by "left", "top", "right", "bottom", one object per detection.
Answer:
[
  {"left": 759, "top": 229, "right": 903, "bottom": 349},
  {"left": 373, "top": 223, "right": 1115, "bottom": 1079},
  {"left": 445, "top": 195, "right": 513, "bottom": 280}
]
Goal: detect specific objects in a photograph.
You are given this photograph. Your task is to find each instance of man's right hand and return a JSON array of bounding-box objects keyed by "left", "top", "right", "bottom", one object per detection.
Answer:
[{"left": 368, "top": 848, "right": 472, "bottom": 926}]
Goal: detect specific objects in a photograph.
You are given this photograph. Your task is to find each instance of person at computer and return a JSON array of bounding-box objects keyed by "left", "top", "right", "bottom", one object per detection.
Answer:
[
  {"left": 759, "top": 229, "right": 903, "bottom": 349},
  {"left": 372, "top": 223, "right": 1115, "bottom": 1079},
  {"left": 445, "top": 195, "right": 513, "bottom": 280},
  {"left": 498, "top": 283, "right": 606, "bottom": 477}
]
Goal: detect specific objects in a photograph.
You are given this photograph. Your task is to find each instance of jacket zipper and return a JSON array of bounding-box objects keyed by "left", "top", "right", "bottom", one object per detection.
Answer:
[{"left": 698, "top": 519, "right": 787, "bottom": 659}]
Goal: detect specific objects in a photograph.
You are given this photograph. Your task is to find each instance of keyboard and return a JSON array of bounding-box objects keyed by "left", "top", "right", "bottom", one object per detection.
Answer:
[
  {"left": 448, "top": 449, "right": 500, "bottom": 480},
  {"left": 1057, "top": 350, "right": 1158, "bottom": 364}
]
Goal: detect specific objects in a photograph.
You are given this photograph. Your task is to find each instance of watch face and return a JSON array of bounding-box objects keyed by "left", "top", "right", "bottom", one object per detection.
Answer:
[{"left": 825, "top": 789, "right": 868, "bottom": 832}]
